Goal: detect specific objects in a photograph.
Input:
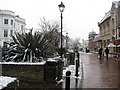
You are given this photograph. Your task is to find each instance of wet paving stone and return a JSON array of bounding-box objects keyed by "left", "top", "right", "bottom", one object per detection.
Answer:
[{"left": 80, "top": 52, "right": 118, "bottom": 88}]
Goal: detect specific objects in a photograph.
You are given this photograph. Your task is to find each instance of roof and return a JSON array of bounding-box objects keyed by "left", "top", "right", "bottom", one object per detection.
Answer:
[
  {"left": 98, "top": 1, "right": 120, "bottom": 26},
  {"left": 88, "top": 31, "right": 98, "bottom": 38},
  {"left": 98, "top": 10, "right": 111, "bottom": 25},
  {"left": 94, "top": 35, "right": 101, "bottom": 42}
]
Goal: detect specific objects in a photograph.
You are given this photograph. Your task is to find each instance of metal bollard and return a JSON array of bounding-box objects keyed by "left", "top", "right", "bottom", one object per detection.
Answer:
[
  {"left": 75, "top": 78, "right": 78, "bottom": 87},
  {"left": 65, "top": 71, "right": 71, "bottom": 90},
  {"left": 75, "top": 59, "right": 79, "bottom": 77},
  {"left": 77, "top": 52, "right": 80, "bottom": 67}
]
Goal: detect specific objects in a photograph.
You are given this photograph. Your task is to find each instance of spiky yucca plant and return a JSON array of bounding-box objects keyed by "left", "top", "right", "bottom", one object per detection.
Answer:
[{"left": 5, "top": 29, "right": 60, "bottom": 62}]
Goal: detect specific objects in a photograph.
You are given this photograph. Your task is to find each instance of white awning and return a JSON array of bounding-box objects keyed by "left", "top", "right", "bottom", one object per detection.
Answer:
[
  {"left": 108, "top": 43, "right": 116, "bottom": 47},
  {"left": 117, "top": 44, "right": 120, "bottom": 47}
]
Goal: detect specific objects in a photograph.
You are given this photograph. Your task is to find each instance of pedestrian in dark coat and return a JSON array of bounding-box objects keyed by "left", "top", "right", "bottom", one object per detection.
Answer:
[
  {"left": 98, "top": 47, "right": 103, "bottom": 60},
  {"left": 105, "top": 47, "right": 109, "bottom": 60}
]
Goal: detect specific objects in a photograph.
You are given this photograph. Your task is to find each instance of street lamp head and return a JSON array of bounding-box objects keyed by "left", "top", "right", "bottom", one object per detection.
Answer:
[{"left": 58, "top": 2, "right": 65, "bottom": 13}]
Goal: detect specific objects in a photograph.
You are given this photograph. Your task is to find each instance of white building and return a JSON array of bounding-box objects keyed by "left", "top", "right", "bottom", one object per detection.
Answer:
[{"left": 0, "top": 10, "right": 26, "bottom": 47}]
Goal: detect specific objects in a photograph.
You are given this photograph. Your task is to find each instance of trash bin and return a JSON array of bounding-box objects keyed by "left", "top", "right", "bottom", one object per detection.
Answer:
[
  {"left": 53, "top": 57, "right": 64, "bottom": 81},
  {"left": 86, "top": 48, "right": 90, "bottom": 53},
  {"left": 56, "top": 58, "right": 64, "bottom": 80},
  {"left": 44, "top": 60, "right": 57, "bottom": 83},
  {"left": 69, "top": 52, "right": 75, "bottom": 64},
  {"left": 0, "top": 46, "right": 2, "bottom": 60},
  {"left": 66, "top": 53, "right": 70, "bottom": 60}
]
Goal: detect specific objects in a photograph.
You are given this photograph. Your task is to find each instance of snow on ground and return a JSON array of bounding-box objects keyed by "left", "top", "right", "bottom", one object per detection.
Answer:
[
  {"left": 0, "top": 61, "right": 46, "bottom": 65},
  {"left": 47, "top": 58, "right": 57, "bottom": 62},
  {"left": 0, "top": 76, "right": 16, "bottom": 89},
  {"left": 80, "top": 52, "right": 93, "bottom": 54},
  {"left": 61, "top": 62, "right": 83, "bottom": 88},
  {"left": 57, "top": 64, "right": 83, "bottom": 85},
  {"left": 63, "top": 65, "right": 83, "bottom": 80}
]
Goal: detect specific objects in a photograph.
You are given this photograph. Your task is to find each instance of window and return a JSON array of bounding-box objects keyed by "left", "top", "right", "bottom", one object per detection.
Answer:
[
  {"left": 112, "top": 29, "right": 115, "bottom": 35},
  {"left": 107, "top": 22, "right": 110, "bottom": 32},
  {"left": 107, "top": 39, "right": 110, "bottom": 46},
  {"left": 21, "top": 25, "right": 23, "bottom": 31},
  {"left": 14, "top": 23, "right": 15, "bottom": 28},
  {"left": 104, "top": 40, "right": 106, "bottom": 47},
  {"left": 112, "top": 18, "right": 115, "bottom": 28},
  {"left": 4, "top": 29, "right": 8, "bottom": 37},
  {"left": 4, "top": 19, "right": 8, "bottom": 24},
  {"left": 119, "top": 27, "right": 120, "bottom": 37},
  {"left": 10, "top": 30, "right": 13, "bottom": 36},
  {"left": 11, "top": 20, "right": 13, "bottom": 25},
  {"left": 3, "top": 42, "right": 7, "bottom": 48}
]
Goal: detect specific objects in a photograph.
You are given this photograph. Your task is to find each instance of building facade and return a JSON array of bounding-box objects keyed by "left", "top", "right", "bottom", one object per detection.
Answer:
[
  {"left": 88, "top": 31, "right": 98, "bottom": 52},
  {"left": 98, "top": 1, "right": 120, "bottom": 53},
  {"left": 93, "top": 35, "right": 102, "bottom": 52},
  {"left": 98, "top": 10, "right": 112, "bottom": 49},
  {"left": 116, "top": 1, "right": 120, "bottom": 47},
  {"left": 0, "top": 10, "right": 26, "bottom": 47}
]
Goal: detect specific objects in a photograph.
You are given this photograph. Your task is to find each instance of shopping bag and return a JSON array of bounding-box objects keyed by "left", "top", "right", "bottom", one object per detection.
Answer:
[{"left": 98, "top": 55, "right": 100, "bottom": 59}]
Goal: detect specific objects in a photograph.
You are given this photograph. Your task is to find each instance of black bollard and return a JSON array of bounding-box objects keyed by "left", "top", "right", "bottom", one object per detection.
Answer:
[
  {"left": 75, "top": 59, "right": 79, "bottom": 77},
  {"left": 77, "top": 51, "right": 80, "bottom": 67},
  {"left": 75, "top": 78, "right": 78, "bottom": 87},
  {"left": 65, "top": 71, "right": 71, "bottom": 90}
]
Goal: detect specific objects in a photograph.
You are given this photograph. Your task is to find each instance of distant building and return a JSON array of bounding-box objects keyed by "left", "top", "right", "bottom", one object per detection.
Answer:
[
  {"left": 81, "top": 39, "right": 89, "bottom": 51},
  {"left": 88, "top": 31, "right": 98, "bottom": 51},
  {"left": 0, "top": 10, "right": 26, "bottom": 47},
  {"left": 93, "top": 35, "right": 102, "bottom": 52}
]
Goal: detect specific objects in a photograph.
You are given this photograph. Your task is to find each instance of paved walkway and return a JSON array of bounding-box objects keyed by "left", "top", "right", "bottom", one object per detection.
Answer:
[
  {"left": 62, "top": 59, "right": 83, "bottom": 89},
  {"left": 80, "top": 52, "right": 118, "bottom": 88}
]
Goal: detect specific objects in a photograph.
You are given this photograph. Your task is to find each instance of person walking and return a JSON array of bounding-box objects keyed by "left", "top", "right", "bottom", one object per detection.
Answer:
[
  {"left": 105, "top": 47, "right": 109, "bottom": 60},
  {"left": 98, "top": 47, "right": 103, "bottom": 60}
]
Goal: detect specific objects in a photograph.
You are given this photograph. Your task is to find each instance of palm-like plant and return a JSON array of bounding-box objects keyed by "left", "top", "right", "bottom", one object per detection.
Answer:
[
  {"left": 6, "top": 29, "right": 60, "bottom": 62},
  {"left": 5, "top": 18, "right": 61, "bottom": 62}
]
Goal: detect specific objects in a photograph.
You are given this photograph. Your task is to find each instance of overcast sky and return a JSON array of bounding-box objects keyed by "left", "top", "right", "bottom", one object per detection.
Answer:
[{"left": 0, "top": 0, "right": 118, "bottom": 40}]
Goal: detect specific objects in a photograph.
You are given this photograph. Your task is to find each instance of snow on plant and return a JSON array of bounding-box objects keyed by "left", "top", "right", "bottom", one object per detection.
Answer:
[{"left": 3, "top": 20, "right": 60, "bottom": 62}]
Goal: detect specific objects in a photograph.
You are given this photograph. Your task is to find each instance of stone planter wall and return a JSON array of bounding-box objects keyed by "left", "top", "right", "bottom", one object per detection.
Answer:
[{"left": 1, "top": 63, "right": 45, "bottom": 82}]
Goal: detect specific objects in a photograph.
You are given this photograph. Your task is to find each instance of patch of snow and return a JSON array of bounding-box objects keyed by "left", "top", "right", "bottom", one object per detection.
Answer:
[
  {"left": 56, "top": 79, "right": 64, "bottom": 85},
  {"left": 0, "top": 76, "right": 16, "bottom": 89},
  {"left": 68, "top": 49, "right": 74, "bottom": 52},
  {"left": 0, "top": 61, "right": 46, "bottom": 65},
  {"left": 63, "top": 64, "right": 83, "bottom": 80},
  {"left": 53, "top": 56, "right": 61, "bottom": 59},
  {"left": 47, "top": 58, "right": 57, "bottom": 62}
]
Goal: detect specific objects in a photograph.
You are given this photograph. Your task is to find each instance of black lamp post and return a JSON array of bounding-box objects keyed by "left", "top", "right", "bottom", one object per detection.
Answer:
[
  {"left": 66, "top": 32, "right": 68, "bottom": 51},
  {"left": 58, "top": 2, "right": 65, "bottom": 58}
]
